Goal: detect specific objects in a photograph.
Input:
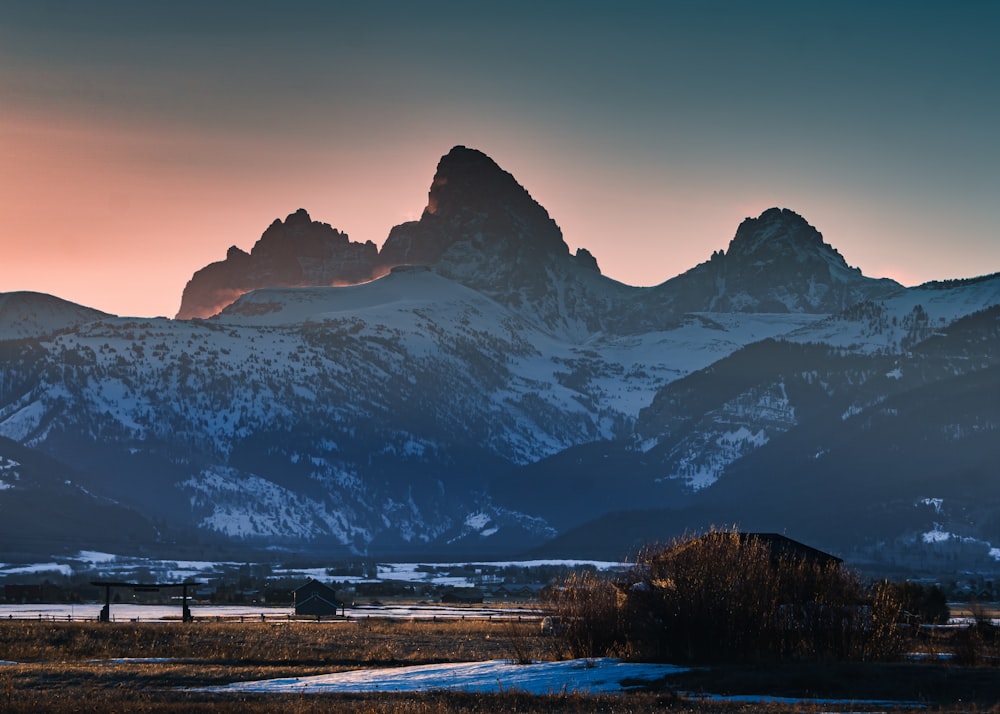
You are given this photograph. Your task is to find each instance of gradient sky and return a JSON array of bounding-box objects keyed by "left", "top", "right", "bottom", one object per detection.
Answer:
[{"left": 2, "top": 1, "right": 998, "bottom": 318}]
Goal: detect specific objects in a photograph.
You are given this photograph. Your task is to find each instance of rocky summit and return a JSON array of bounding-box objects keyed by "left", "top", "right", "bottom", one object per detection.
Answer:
[
  {"left": 176, "top": 209, "right": 381, "bottom": 320},
  {"left": 177, "top": 147, "right": 581, "bottom": 321},
  {"left": 2, "top": 146, "right": 1000, "bottom": 576},
  {"left": 381, "top": 145, "right": 571, "bottom": 268}
]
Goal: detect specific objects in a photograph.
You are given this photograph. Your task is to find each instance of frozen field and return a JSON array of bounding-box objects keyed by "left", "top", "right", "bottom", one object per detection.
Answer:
[
  {"left": 201, "top": 658, "right": 688, "bottom": 695},
  {"left": 0, "top": 601, "right": 543, "bottom": 623}
]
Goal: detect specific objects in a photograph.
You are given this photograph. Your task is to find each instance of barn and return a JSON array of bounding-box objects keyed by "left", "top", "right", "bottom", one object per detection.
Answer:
[{"left": 294, "top": 579, "right": 342, "bottom": 617}]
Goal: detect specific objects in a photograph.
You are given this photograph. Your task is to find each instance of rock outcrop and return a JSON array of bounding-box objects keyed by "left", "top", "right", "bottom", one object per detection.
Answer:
[{"left": 176, "top": 209, "right": 380, "bottom": 319}]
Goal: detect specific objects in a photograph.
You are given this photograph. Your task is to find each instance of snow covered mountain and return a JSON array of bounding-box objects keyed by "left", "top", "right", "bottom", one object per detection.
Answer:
[{"left": 1, "top": 146, "right": 998, "bottom": 574}]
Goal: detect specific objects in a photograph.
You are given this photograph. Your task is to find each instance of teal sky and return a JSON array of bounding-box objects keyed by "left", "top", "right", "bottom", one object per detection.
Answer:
[{"left": 1, "top": 1, "right": 997, "bottom": 316}]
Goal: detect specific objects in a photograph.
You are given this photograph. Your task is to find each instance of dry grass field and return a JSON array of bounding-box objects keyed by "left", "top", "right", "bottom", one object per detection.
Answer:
[{"left": 1, "top": 616, "right": 999, "bottom": 712}]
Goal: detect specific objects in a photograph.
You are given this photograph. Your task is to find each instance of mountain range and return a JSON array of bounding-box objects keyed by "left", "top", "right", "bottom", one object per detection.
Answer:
[{"left": 1, "top": 146, "right": 998, "bottom": 576}]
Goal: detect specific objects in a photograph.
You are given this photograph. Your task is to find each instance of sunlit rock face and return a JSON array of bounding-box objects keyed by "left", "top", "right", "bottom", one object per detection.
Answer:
[{"left": 176, "top": 209, "right": 380, "bottom": 319}]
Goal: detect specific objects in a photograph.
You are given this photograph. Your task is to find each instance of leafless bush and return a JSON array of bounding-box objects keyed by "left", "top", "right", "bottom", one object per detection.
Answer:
[
  {"left": 546, "top": 570, "right": 628, "bottom": 659},
  {"left": 551, "top": 529, "right": 905, "bottom": 664}
]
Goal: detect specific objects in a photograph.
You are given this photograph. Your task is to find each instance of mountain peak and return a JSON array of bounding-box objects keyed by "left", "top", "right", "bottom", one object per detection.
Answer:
[
  {"left": 283, "top": 207, "right": 314, "bottom": 225},
  {"left": 648, "top": 207, "right": 901, "bottom": 316},
  {"left": 176, "top": 209, "right": 379, "bottom": 319},
  {"left": 727, "top": 207, "right": 841, "bottom": 265},
  {"left": 424, "top": 146, "right": 502, "bottom": 217},
  {"left": 380, "top": 146, "right": 570, "bottom": 268},
  {"left": 423, "top": 146, "right": 542, "bottom": 222}
]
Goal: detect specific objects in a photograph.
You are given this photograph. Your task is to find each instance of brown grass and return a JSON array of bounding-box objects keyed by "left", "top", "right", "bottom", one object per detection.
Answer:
[
  {"left": 0, "top": 617, "right": 548, "bottom": 665},
  {"left": 1, "top": 616, "right": 999, "bottom": 712}
]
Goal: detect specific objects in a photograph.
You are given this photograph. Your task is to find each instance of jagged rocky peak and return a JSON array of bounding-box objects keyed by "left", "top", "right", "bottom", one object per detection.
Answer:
[
  {"left": 253, "top": 208, "right": 346, "bottom": 259},
  {"left": 176, "top": 147, "right": 602, "bottom": 320},
  {"left": 644, "top": 207, "right": 902, "bottom": 316},
  {"left": 714, "top": 207, "right": 901, "bottom": 312},
  {"left": 176, "top": 208, "right": 380, "bottom": 320},
  {"left": 725, "top": 207, "right": 850, "bottom": 270},
  {"left": 380, "top": 146, "right": 572, "bottom": 268},
  {"left": 575, "top": 247, "right": 600, "bottom": 273}
]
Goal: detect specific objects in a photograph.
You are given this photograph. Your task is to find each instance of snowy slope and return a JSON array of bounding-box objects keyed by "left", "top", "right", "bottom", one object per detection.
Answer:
[
  {"left": 0, "top": 265, "right": 826, "bottom": 552},
  {"left": 2, "top": 143, "right": 999, "bottom": 566},
  {"left": 784, "top": 273, "right": 1000, "bottom": 353},
  {"left": 0, "top": 292, "right": 111, "bottom": 340},
  {"left": 3, "top": 260, "right": 999, "bottom": 560}
]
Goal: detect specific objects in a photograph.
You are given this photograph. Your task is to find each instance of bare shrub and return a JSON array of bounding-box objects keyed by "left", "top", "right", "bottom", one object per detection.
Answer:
[
  {"left": 885, "top": 581, "right": 950, "bottom": 625},
  {"left": 546, "top": 570, "right": 627, "bottom": 659},
  {"left": 953, "top": 601, "right": 1000, "bottom": 666},
  {"left": 551, "top": 529, "right": 905, "bottom": 664}
]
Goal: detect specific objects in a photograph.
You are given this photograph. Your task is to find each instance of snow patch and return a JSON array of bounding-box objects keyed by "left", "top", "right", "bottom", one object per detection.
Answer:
[
  {"left": 464, "top": 512, "right": 492, "bottom": 530},
  {"left": 199, "top": 658, "right": 688, "bottom": 695},
  {"left": 922, "top": 529, "right": 951, "bottom": 544},
  {"left": 841, "top": 404, "right": 863, "bottom": 420},
  {"left": 919, "top": 498, "right": 944, "bottom": 514}
]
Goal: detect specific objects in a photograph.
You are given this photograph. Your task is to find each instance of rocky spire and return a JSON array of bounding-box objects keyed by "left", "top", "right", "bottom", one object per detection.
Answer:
[
  {"left": 378, "top": 146, "right": 571, "bottom": 268},
  {"left": 725, "top": 207, "right": 848, "bottom": 268},
  {"left": 176, "top": 209, "right": 379, "bottom": 320}
]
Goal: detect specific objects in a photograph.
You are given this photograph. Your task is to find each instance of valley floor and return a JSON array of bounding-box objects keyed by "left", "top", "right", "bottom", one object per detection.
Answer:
[{"left": 1, "top": 618, "right": 999, "bottom": 712}]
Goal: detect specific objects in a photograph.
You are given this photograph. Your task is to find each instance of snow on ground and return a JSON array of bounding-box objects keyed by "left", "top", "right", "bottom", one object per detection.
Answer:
[
  {"left": 198, "top": 657, "right": 930, "bottom": 707},
  {"left": 0, "top": 562, "right": 74, "bottom": 577},
  {"left": 785, "top": 275, "right": 1000, "bottom": 354},
  {"left": 0, "top": 604, "right": 291, "bottom": 621},
  {"left": 200, "top": 658, "right": 687, "bottom": 695},
  {"left": 0, "top": 602, "right": 541, "bottom": 623},
  {"left": 0, "top": 553, "right": 626, "bottom": 587},
  {"left": 75, "top": 551, "right": 120, "bottom": 565}
]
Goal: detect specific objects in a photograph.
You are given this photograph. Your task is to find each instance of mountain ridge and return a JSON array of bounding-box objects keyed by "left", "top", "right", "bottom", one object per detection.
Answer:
[
  {"left": 176, "top": 147, "right": 899, "bottom": 330},
  {"left": 1, "top": 145, "right": 998, "bottom": 576}
]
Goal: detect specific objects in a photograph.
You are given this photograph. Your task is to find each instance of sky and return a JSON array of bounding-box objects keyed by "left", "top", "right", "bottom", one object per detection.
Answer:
[{"left": 1, "top": 1, "right": 998, "bottom": 318}]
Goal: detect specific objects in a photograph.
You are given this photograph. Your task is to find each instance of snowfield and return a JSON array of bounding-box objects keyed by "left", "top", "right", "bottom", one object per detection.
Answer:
[
  {"left": 0, "top": 602, "right": 541, "bottom": 623},
  {"left": 199, "top": 658, "right": 688, "bottom": 695},
  {"left": 198, "top": 658, "right": 928, "bottom": 708}
]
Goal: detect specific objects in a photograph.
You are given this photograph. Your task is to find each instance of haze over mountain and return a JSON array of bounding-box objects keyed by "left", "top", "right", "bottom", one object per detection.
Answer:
[{"left": 1, "top": 146, "right": 998, "bottom": 576}]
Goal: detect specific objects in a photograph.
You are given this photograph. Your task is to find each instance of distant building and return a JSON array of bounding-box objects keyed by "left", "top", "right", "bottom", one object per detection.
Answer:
[
  {"left": 294, "top": 579, "right": 342, "bottom": 617},
  {"left": 493, "top": 583, "right": 546, "bottom": 601},
  {"left": 440, "top": 587, "right": 485, "bottom": 604}
]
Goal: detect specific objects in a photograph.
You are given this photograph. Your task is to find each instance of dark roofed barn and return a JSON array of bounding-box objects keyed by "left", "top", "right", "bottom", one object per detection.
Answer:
[
  {"left": 669, "top": 532, "right": 843, "bottom": 567},
  {"left": 294, "top": 579, "right": 342, "bottom": 617},
  {"left": 440, "top": 587, "right": 484, "bottom": 604}
]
